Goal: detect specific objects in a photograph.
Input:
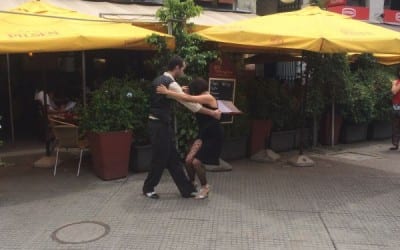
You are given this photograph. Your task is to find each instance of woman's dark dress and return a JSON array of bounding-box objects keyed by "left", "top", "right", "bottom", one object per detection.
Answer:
[{"left": 194, "top": 104, "right": 223, "bottom": 165}]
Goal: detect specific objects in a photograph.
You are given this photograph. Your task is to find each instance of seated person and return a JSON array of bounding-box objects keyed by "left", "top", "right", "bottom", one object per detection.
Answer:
[
  {"left": 34, "top": 90, "right": 76, "bottom": 113},
  {"left": 34, "top": 90, "right": 59, "bottom": 113}
]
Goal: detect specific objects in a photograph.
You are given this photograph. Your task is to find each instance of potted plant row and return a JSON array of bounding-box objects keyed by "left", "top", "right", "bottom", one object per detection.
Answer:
[{"left": 340, "top": 54, "right": 393, "bottom": 143}]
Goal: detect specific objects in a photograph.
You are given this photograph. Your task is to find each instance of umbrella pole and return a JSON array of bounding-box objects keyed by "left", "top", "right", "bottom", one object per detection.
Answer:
[
  {"left": 299, "top": 71, "right": 308, "bottom": 155},
  {"left": 289, "top": 51, "right": 314, "bottom": 167},
  {"left": 299, "top": 59, "right": 307, "bottom": 155},
  {"left": 82, "top": 51, "right": 87, "bottom": 107},
  {"left": 6, "top": 54, "right": 15, "bottom": 143}
]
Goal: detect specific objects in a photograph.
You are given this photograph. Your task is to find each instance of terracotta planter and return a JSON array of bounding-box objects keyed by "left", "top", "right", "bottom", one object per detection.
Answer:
[
  {"left": 319, "top": 113, "right": 343, "bottom": 145},
  {"left": 249, "top": 120, "right": 272, "bottom": 155},
  {"left": 88, "top": 130, "right": 132, "bottom": 180}
]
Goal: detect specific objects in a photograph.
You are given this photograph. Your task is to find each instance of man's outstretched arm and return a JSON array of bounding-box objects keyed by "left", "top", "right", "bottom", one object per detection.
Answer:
[{"left": 168, "top": 82, "right": 221, "bottom": 120}]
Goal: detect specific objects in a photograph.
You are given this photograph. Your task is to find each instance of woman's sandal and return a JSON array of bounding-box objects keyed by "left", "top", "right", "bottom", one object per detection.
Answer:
[{"left": 195, "top": 185, "right": 210, "bottom": 199}]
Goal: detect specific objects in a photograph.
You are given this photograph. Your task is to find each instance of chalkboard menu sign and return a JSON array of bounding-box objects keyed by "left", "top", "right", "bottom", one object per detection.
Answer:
[{"left": 209, "top": 78, "right": 236, "bottom": 123}]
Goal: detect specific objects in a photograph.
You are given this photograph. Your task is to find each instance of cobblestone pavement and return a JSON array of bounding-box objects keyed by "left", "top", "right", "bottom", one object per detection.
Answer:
[{"left": 1, "top": 140, "right": 400, "bottom": 250}]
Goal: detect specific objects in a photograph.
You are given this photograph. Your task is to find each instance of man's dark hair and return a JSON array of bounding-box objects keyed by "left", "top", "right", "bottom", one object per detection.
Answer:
[
  {"left": 167, "top": 55, "right": 185, "bottom": 71},
  {"left": 189, "top": 77, "right": 209, "bottom": 95}
]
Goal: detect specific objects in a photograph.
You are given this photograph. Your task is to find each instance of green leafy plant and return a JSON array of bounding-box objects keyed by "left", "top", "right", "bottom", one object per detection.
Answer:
[
  {"left": 80, "top": 76, "right": 150, "bottom": 144},
  {"left": 247, "top": 77, "right": 299, "bottom": 131},
  {"left": 348, "top": 54, "right": 393, "bottom": 122},
  {"left": 305, "top": 52, "right": 350, "bottom": 119},
  {"left": 340, "top": 73, "right": 376, "bottom": 124},
  {"left": 372, "top": 70, "right": 393, "bottom": 121}
]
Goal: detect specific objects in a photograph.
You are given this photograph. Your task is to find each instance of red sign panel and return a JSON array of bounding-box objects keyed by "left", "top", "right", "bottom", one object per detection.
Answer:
[
  {"left": 327, "top": 6, "right": 369, "bottom": 20},
  {"left": 209, "top": 58, "right": 236, "bottom": 79},
  {"left": 384, "top": 9, "right": 400, "bottom": 25},
  {"left": 326, "top": 0, "right": 347, "bottom": 7}
]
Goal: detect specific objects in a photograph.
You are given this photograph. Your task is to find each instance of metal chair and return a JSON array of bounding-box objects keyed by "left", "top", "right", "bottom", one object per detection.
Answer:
[{"left": 52, "top": 124, "right": 88, "bottom": 176}]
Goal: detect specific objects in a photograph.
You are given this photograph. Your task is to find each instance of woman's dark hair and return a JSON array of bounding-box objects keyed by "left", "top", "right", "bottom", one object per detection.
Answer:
[
  {"left": 189, "top": 77, "right": 209, "bottom": 95},
  {"left": 167, "top": 55, "right": 184, "bottom": 71}
]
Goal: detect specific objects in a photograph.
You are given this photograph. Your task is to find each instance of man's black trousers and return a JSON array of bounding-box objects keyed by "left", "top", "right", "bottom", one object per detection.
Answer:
[{"left": 143, "top": 120, "right": 195, "bottom": 197}]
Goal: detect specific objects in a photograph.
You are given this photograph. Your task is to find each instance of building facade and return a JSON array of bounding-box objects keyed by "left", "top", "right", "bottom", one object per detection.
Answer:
[
  {"left": 326, "top": 0, "right": 400, "bottom": 25},
  {"left": 94, "top": 0, "right": 256, "bottom": 13},
  {"left": 256, "top": 0, "right": 304, "bottom": 15}
]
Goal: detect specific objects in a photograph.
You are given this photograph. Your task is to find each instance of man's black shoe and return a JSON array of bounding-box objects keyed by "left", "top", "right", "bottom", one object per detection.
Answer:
[
  {"left": 182, "top": 192, "right": 197, "bottom": 198},
  {"left": 390, "top": 146, "right": 399, "bottom": 150},
  {"left": 143, "top": 192, "right": 159, "bottom": 199}
]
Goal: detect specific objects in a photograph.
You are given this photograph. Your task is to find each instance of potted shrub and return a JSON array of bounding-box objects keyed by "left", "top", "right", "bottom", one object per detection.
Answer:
[
  {"left": 221, "top": 81, "right": 249, "bottom": 160},
  {"left": 305, "top": 53, "right": 349, "bottom": 146},
  {"left": 127, "top": 79, "right": 152, "bottom": 173},
  {"left": 367, "top": 64, "right": 393, "bottom": 140},
  {"left": 80, "top": 76, "right": 147, "bottom": 180},
  {"left": 268, "top": 80, "right": 302, "bottom": 152},
  {"left": 247, "top": 78, "right": 281, "bottom": 155},
  {"left": 340, "top": 73, "right": 376, "bottom": 143}
]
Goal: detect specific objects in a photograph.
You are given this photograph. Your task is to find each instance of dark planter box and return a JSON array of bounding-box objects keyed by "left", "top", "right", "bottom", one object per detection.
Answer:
[
  {"left": 221, "top": 136, "right": 248, "bottom": 160},
  {"left": 130, "top": 144, "right": 152, "bottom": 172},
  {"left": 340, "top": 123, "right": 368, "bottom": 144},
  {"left": 269, "top": 130, "right": 297, "bottom": 152},
  {"left": 295, "top": 128, "right": 311, "bottom": 149},
  {"left": 368, "top": 120, "right": 392, "bottom": 140},
  {"left": 88, "top": 130, "right": 132, "bottom": 180}
]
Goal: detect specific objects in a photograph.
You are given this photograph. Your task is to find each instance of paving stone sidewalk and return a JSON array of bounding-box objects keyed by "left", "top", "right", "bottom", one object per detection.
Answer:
[{"left": 1, "top": 140, "right": 400, "bottom": 250}]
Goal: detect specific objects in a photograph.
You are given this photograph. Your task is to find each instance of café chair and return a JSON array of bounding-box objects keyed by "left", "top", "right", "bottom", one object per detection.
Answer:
[{"left": 51, "top": 123, "right": 88, "bottom": 176}]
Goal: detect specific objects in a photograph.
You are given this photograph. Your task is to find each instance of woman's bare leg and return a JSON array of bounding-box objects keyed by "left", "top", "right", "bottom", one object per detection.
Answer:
[
  {"left": 192, "top": 158, "right": 209, "bottom": 199},
  {"left": 192, "top": 159, "right": 207, "bottom": 186},
  {"left": 185, "top": 139, "right": 202, "bottom": 183}
]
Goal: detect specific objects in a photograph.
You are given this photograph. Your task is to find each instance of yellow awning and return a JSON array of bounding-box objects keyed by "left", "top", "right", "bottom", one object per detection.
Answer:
[
  {"left": 0, "top": 0, "right": 174, "bottom": 53},
  {"left": 245, "top": 52, "right": 400, "bottom": 66},
  {"left": 196, "top": 6, "right": 400, "bottom": 54}
]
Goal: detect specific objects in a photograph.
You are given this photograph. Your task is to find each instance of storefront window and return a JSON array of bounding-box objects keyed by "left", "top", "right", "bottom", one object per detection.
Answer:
[
  {"left": 384, "top": 0, "right": 391, "bottom": 9},
  {"left": 194, "top": 0, "right": 234, "bottom": 10},
  {"left": 346, "top": 0, "right": 366, "bottom": 7},
  {"left": 277, "top": 0, "right": 302, "bottom": 13},
  {"left": 387, "top": 0, "right": 400, "bottom": 10}
]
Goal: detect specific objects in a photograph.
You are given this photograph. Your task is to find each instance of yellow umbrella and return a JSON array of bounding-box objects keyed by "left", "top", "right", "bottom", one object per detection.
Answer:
[
  {"left": 196, "top": 6, "right": 400, "bottom": 54},
  {"left": 1, "top": 1, "right": 174, "bottom": 144},
  {"left": 0, "top": 0, "right": 174, "bottom": 53},
  {"left": 197, "top": 6, "right": 400, "bottom": 158},
  {"left": 245, "top": 52, "right": 400, "bottom": 65},
  {"left": 372, "top": 54, "right": 400, "bottom": 65}
]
